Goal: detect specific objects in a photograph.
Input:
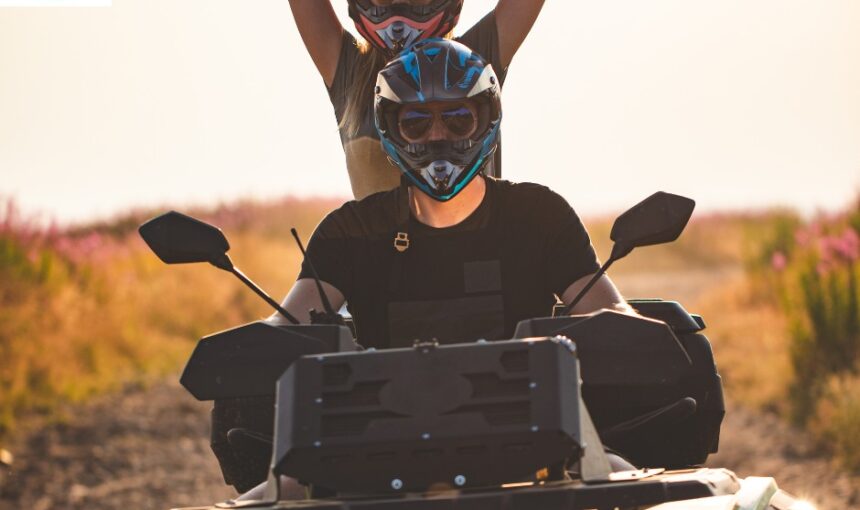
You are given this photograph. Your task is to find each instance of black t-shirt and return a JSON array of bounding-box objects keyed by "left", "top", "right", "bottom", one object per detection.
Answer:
[{"left": 299, "top": 178, "right": 599, "bottom": 349}]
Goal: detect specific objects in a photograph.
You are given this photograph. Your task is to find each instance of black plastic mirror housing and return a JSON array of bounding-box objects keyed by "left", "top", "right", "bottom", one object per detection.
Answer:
[
  {"left": 138, "top": 211, "right": 232, "bottom": 269},
  {"left": 609, "top": 192, "right": 695, "bottom": 260}
]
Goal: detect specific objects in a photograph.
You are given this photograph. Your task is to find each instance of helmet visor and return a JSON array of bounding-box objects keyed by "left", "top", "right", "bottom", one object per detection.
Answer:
[{"left": 397, "top": 105, "right": 477, "bottom": 141}]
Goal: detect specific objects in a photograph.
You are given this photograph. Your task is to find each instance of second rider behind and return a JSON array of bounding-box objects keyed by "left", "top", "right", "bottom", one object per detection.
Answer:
[
  {"left": 287, "top": 0, "right": 546, "bottom": 199},
  {"left": 272, "top": 39, "right": 633, "bottom": 349}
]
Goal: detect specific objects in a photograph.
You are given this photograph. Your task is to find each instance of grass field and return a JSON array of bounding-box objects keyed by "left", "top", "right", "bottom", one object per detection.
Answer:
[{"left": 0, "top": 197, "right": 339, "bottom": 435}]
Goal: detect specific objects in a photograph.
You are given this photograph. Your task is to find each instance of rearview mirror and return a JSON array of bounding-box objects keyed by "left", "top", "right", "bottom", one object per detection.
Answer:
[
  {"left": 609, "top": 192, "right": 695, "bottom": 260},
  {"left": 138, "top": 211, "right": 233, "bottom": 270},
  {"left": 561, "top": 191, "right": 695, "bottom": 315}
]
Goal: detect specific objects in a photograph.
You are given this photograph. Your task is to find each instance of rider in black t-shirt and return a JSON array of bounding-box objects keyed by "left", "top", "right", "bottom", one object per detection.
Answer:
[
  {"left": 269, "top": 39, "right": 633, "bottom": 346},
  {"left": 246, "top": 39, "right": 635, "bottom": 501}
]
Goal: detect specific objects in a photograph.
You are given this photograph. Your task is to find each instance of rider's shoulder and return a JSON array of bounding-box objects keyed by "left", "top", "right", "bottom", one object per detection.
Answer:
[
  {"left": 492, "top": 179, "right": 578, "bottom": 216},
  {"left": 317, "top": 187, "right": 401, "bottom": 239}
]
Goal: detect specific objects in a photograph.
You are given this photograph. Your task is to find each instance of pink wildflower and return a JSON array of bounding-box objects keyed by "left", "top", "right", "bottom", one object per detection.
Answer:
[
  {"left": 53, "top": 235, "right": 78, "bottom": 263},
  {"left": 771, "top": 251, "right": 788, "bottom": 271},
  {"left": 45, "top": 220, "right": 60, "bottom": 242},
  {"left": 80, "top": 232, "right": 103, "bottom": 253},
  {"left": 794, "top": 229, "right": 809, "bottom": 247},
  {"left": 795, "top": 223, "right": 821, "bottom": 248},
  {"left": 817, "top": 229, "right": 859, "bottom": 266},
  {"left": 818, "top": 236, "right": 835, "bottom": 266},
  {"left": 832, "top": 229, "right": 859, "bottom": 263},
  {"left": 0, "top": 198, "right": 17, "bottom": 234}
]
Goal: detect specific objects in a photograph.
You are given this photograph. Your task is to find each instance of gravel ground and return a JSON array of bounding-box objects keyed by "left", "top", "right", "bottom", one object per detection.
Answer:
[
  {"left": 1, "top": 376, "right": 858, "bottom": 510},
  {"left": 0, "top": 379, "right": 234, "bottom": 510}
]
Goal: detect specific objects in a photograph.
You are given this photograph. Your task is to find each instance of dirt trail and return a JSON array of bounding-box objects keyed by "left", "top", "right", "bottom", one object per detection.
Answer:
[
  {"left": 0, "top": 379, "right": 233, "bottom": 510},
  {"left": 1, "top": 266, "right": 858, "bottom": 510},
  {"left": 709, "top": 403, "right": 860, "bottom": 509},
  {"left": 2, "top": 378, "right": 858, "bottom": 510}
]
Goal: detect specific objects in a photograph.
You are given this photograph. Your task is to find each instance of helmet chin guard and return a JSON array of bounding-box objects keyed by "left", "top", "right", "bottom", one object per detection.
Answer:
[
  {"left": 347, "top": 0, "right": 463, "bottom": 56},
  {"left": 375, "top": 39, "right": 502, "bottom": 202},
  {"left": 374, "top": 18, "right": 425, "bottom": 53},
  {"left": 420, "top": 160, "right": 464, "bottom": 195}
]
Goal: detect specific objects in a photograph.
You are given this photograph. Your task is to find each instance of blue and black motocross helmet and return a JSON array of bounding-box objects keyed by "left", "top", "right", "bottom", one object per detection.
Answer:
[{"left": 374, "top": 39, "right": 501, "bottom": 201}]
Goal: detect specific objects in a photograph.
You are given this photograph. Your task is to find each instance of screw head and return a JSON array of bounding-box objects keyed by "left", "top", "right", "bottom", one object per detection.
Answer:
[
  {"left": 421, "top": 433, "right": 430, "bottom": 440},
  {"left": 313, "top": 440, "right": 322, "bottom": 447},
  {"left": 391, "top": 478, "right": 403, "bottom": 490},
  {"left": 314, "top": 397, "right": 323, "bottom": 404},
  {"left": 529, "top": 382, "right": 537, "bottom": 389},
  {"left": 454, "top": 475, "right": 466, "bottom": 486},
  {"left": 530, "top": 425, "right": 539, "bottom": 432}
]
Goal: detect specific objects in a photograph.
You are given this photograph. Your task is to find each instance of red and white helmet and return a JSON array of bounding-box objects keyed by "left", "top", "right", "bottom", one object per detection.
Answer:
[{"left": 347, "top": 0, "right": 463, "bottom": 56}]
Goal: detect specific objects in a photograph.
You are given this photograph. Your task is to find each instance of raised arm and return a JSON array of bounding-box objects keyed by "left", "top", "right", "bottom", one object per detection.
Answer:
[
  {"left": 288, "top": 0, "right": 344, "bottom": 87},
  {"left": 495, "top": 0, "right": 546, "bottom": 68}
]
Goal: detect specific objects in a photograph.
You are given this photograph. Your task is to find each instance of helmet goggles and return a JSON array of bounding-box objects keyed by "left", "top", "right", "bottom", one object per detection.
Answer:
[{"left": 398, "top": 103, "right": 477, "bottom": 141}]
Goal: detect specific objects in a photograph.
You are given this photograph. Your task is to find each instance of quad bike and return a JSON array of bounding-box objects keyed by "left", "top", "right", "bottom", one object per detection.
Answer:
[{"left": 139, "top": 192, "right": 812, "bottom": 510}]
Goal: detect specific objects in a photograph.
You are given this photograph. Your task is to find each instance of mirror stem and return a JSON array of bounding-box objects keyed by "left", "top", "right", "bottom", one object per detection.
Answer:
[
  {"left": 229, "top": 266, "right": 301, "bottom": 325},
  {"left": 560, "top": 255, "right": 619, "bottom": 316}
]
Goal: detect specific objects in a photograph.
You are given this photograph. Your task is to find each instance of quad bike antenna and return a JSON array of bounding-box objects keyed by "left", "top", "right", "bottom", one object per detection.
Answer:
[{"left": 291, "top": 228, "right": 342, "bottom": 324}]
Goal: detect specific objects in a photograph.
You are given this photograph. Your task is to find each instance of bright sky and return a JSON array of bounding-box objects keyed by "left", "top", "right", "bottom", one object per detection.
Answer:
[{"left": 1, "top": 1, "right": 858, "bottom": 225}]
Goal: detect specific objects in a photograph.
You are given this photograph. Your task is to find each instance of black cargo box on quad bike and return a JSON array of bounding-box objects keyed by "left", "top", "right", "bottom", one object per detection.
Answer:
[{"left": 204, "top": 299, "right": 724, "bottom": 494}]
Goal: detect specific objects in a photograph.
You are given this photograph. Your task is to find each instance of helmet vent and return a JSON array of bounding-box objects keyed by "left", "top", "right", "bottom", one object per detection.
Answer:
[{"left": 424, "top": 47, "right": 442, "bottom": 63}]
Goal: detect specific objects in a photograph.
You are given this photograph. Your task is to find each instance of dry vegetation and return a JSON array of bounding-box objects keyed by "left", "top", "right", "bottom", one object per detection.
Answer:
[
  {"left": 684, "top": 202, "right": 859, "bottom": 472},
  {"left": 0, "top": 197, "right": 340, "bottom": 437},
  {"left": 1, "top": 194, "right": 858, "bottom": 476},
  {"left": 592, "top": 202, "right": 860, "bottom": 474}
]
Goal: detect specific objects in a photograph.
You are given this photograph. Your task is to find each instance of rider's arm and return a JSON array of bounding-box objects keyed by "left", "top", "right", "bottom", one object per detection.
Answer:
[
  {"left": 495, "top": 0, "right": 545, "bottom": 68},
  {"left": 267, "top": 206, "right": 352, "bottom": 325},
  {"left": 287, "top": 0, "right": 344, "bottom": 87},
  {"left": 267, "top": 278, "right": 346, "bottom": 325},
  {"left": 560, "top": 272, "right": 636, "bottom": 315},
  {"left": 529, "top": 184, "right": 635, "bottom": 316}
]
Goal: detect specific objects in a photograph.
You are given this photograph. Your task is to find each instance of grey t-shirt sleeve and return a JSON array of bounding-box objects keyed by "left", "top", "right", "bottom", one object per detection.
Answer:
[
  {"left": 327, "top": 30, "right": 362, "bottom": 123},
  {"left": 456, "top": 10, "right": 508, "bottom": 86}
]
